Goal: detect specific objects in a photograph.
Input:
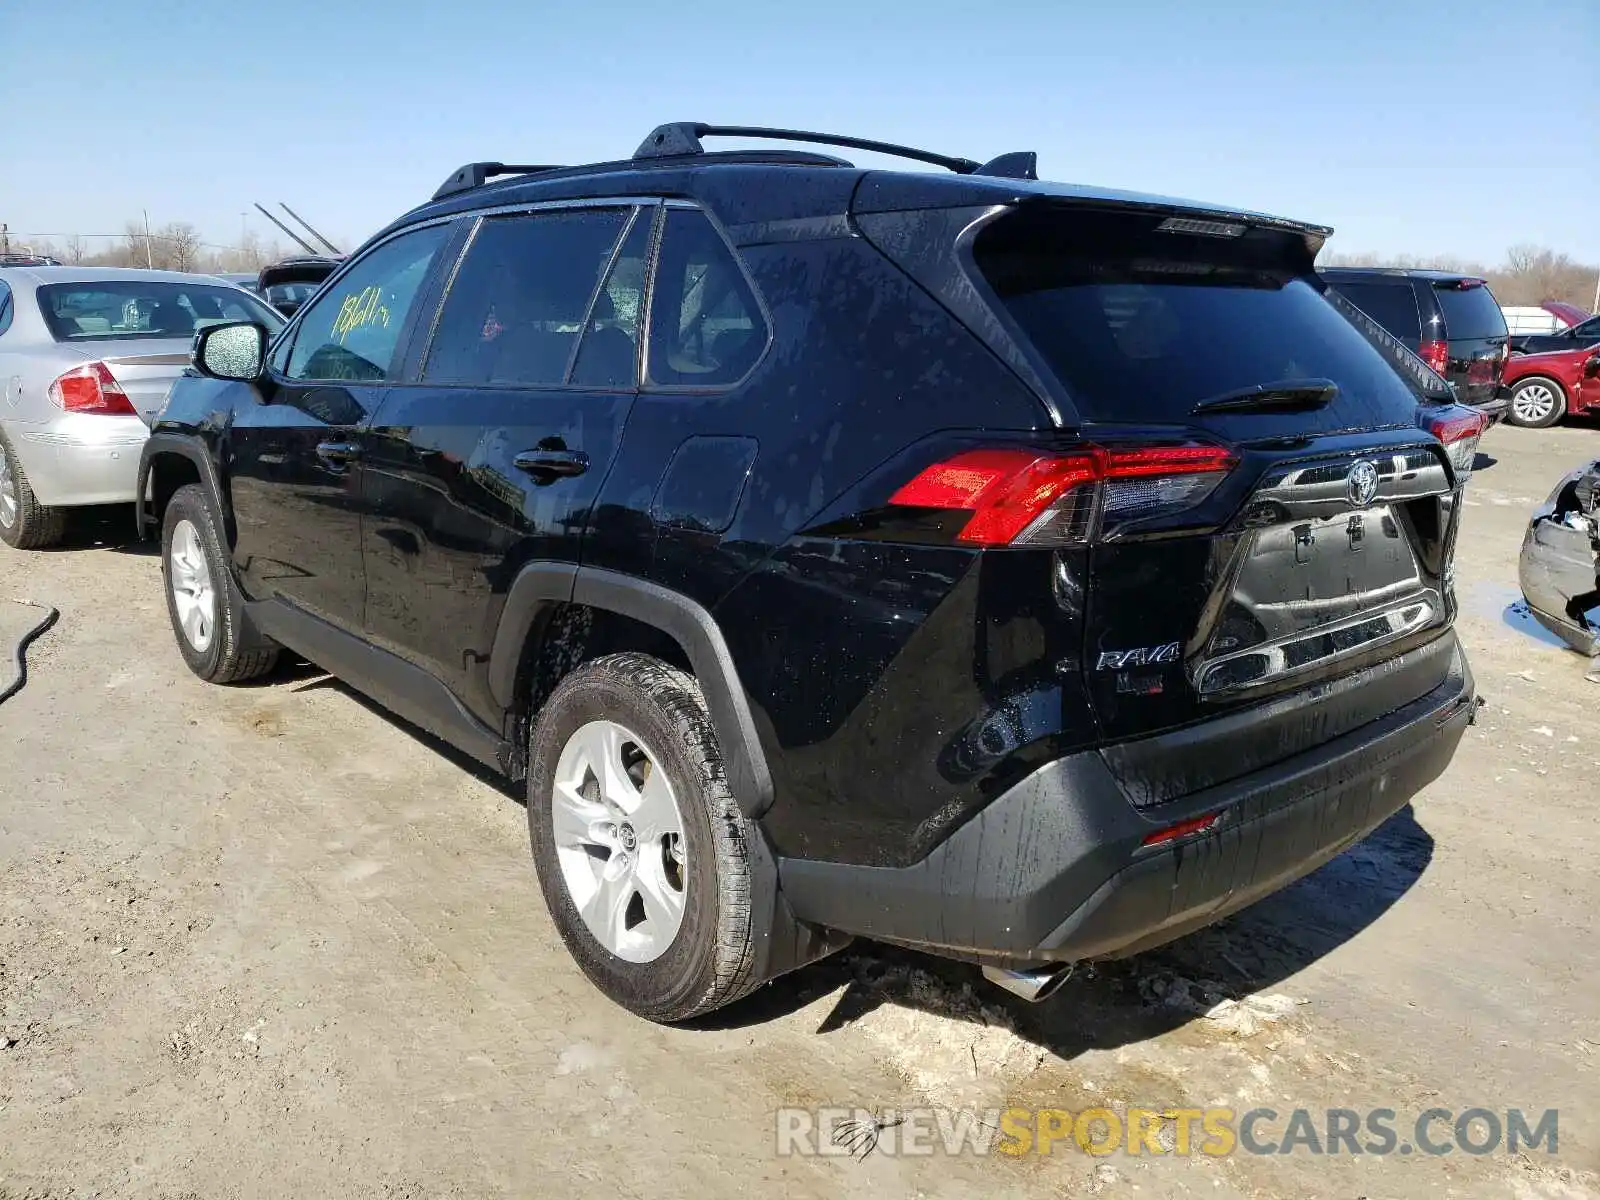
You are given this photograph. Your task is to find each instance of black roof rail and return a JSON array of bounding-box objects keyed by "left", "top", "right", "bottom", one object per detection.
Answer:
[
  {"left": 433, "top": 161, "right": 565, "bottom": 201},
  {"left": 633, "top": 123, "right": 1039, "bottom": 179}
]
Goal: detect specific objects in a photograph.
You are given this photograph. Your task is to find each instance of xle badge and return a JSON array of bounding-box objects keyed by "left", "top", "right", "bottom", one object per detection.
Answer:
[{"left": 1096, "top": 641, "right": 1181, "bottom": 671}]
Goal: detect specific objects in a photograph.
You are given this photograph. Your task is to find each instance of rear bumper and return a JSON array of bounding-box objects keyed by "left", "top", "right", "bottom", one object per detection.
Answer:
[
  {"left": 10, "top": 415, "right": 147, "bottom": 506},
  {"left": 1474, "top": 391, "right": 1510, "bottom": 426},
  {"left": 778, "top": 634, "right": 1475, "bottom": 963}
]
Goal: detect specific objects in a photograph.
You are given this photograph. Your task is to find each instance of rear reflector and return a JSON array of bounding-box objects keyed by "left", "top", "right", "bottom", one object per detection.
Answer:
[
  {"left": 1419, "top": 339, "right": 1450, "bottom": 375},
  {"left": 889, "top": 442, "right": 1237, "bottom": 546},
  {"left": 1142, "top": 812, "right": 1221, "bottom": 847},
  {"left": 1421, "top": 405, "right": 1488, "bottom": 476},
  {"left": 47, "top": 362, "right": 137, "bottom": 416}
]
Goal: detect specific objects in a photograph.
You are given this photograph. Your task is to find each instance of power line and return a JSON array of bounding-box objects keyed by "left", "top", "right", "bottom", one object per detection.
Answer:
[{"left": 4, "top": 231, "right": 255, "bottom": 251}]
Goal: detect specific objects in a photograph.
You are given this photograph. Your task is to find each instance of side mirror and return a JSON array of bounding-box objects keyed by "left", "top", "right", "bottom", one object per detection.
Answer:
[
  {"left": 194, "top": 321, "right": 267, "bottom": 382},
  {"left": 1585, "top": 354, "right": 1600, "bottom": 379}
]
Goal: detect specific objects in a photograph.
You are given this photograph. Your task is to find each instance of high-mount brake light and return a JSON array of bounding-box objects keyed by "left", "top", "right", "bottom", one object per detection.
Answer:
[
  {"left": 889, "top": 443, "right": 1238, "bottom": 547},
  {"left": 1155, "top": 216, "right": 1246, "bottom": 238}
]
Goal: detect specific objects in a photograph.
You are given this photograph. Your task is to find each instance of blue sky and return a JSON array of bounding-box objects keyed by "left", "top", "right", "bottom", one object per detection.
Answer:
[{"left": 1, "top": 0, "right": 1595, "bottom": 265}]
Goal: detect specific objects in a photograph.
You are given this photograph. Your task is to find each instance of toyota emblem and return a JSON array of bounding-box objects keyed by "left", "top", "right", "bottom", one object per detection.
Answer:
[{"left": 1346, "top": 460, "right": 1380, "bottom": 509}]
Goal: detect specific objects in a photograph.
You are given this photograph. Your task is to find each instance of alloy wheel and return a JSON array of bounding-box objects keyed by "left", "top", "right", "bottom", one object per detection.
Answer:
[
  {"left": 0, "top": 447, "right": 17, "bottom": 530},
  {"left": 1512, "top": 383, "right": 1560, "bottom": 425},
  {"left": 169, "top": 519, "right": 216, "bottom": 653},
  {"left": 551, "top": 719, "right": 688, "bottom": 963}
]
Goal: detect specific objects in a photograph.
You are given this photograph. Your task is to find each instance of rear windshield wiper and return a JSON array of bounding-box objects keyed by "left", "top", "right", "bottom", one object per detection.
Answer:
[{"left": 1191, "top": 379, "right": 1339, "bottom": 415}]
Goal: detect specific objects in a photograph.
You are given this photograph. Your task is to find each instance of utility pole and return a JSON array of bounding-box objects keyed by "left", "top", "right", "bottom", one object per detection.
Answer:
[
  {"left": 142, "top": 209, "right": 153, "bottom": 268},
  {"left": 0, "top": 223, "right": 8, "bottom": 255},
  {"left": 1592, "top": 268, "right": 1599, "bottom": 316}
]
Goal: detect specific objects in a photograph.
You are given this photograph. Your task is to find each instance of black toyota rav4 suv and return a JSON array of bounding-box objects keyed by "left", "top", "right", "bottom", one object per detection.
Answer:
[{"left": 139, "top": 123, "right": 1481, "bottom": 1021}]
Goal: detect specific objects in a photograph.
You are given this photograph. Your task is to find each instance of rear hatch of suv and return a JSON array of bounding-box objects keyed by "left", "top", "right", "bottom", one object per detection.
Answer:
[
  {"left": 857, "top": 196, "right": 1471, "bottom": 807},
  {"left": 1432, "top": 278, "right": 1509, "bottom": 408}
]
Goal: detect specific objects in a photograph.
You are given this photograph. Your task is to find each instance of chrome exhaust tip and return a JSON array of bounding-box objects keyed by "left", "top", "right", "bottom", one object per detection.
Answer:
[{"left": 981, "top": 963, "right": 1074, "bottom": 1003}]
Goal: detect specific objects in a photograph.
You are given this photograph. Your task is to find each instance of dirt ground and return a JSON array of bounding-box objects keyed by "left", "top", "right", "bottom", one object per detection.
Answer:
[{"left": 2, "top": 421, "right": 1598, "bottom": 1199}]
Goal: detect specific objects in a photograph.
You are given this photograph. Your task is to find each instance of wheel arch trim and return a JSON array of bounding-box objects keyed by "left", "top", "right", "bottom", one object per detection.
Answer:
[
  {"left": 136, "top": 434, "right": 228, "bottom": 540},
  {"left": 490, "top": 563, "right": 775, "bottom": 818}
]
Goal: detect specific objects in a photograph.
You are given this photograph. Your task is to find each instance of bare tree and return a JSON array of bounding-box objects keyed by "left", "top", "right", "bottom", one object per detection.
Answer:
[
  {"left": 1490, "top": 244, "right": 1587, "bottom": 307},
  {"left": 64, "top": 234, "right": 86, "bottom": 264},
  {"left": 1321, "top": 244, "right": 1597, "bottom": 311},
  {"left": 159, "top": 222, "right": 202, "bottom": 272}
]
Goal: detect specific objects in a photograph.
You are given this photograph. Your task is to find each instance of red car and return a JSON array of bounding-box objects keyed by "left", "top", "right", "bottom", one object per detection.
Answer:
[{"left": 1502, "top": 345, "right": 1600, "bottom": 427}]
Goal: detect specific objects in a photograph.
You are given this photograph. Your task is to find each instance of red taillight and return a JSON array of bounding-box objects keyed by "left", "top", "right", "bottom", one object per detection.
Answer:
[
  {"left": 1419, "top": 339, "right": 1450, "bottom": 375},
  {"left": 1421, "top": 405, "right": 1488, "bottom": 476},
  {"left": 47, "top": 362, "right": 137, "bottom": 416},
  {"left": 1142, "top": 812, "right": 1221, "bottom": 847},
  {"left": 888, "top": 442, "right": 1237, "bottom": 546}
]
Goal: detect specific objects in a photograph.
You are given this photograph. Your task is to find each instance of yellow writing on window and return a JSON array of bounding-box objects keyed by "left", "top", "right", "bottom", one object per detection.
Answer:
[{"left": 331, "top": 286, "right": 391, "bottom": 344}]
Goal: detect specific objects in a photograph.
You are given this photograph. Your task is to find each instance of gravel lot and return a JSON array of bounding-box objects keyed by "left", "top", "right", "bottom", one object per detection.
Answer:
[{"left": 2, "top": 421, "right": 1598, "bottom": 1199}]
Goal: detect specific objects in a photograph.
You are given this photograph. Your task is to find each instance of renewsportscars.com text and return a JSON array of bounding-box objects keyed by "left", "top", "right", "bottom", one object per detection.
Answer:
[{"left": 774, "top": 1105, "right": 1560, "bottom": 1159}]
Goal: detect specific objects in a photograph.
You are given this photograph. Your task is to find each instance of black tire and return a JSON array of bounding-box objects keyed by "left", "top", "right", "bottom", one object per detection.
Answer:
[
  {"left": 1507, "top": 376, "right": 1567, "bottom": 428},
  {"left": 0, "top": 430, "right": 66, "bottom": 550},
  {"left": 527, "top": 652, "right": 762, "bottom": 1022},
  {"left": 160, "top": 484, "right": 280, "bottom": 683}
]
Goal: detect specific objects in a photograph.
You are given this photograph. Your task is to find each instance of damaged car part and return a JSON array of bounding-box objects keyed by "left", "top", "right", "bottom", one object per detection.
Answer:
[{"left": 1520, "top": 460, "right": 1600, "bottom": 662}]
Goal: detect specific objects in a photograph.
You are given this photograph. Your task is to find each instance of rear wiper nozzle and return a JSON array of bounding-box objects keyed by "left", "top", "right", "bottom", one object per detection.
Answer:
[{"left": 1191, "top": 379, "right": 1339, "bottom": 415}]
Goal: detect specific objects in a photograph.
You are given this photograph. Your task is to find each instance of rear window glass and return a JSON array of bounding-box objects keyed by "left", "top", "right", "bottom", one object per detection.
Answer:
[
  {"left": 1325, "top": 280, "right": 1421, "bottom": 342},
  {"left": 1434, "top": 284, "right": 1506, "bottom": 341},
  {"left": 974, "top": 210, "right": 1425, "bottom": 423},
  {"left": 37, "top": 281, "right": 282, "bottom": 342},
  {"left": 647, "top": 208, "right": 766, "bottom": 387},
  {"left": 266, "top": 282, "right": 319, "bottom": 308}
]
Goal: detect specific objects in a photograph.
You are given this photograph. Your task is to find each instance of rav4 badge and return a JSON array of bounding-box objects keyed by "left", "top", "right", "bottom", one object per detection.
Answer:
[{"left": 1096, "top": 642, "right": 1181, "bottom": 671}]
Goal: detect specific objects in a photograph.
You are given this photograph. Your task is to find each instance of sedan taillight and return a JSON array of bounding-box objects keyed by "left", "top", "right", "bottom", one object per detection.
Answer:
[{"left": 47, "top": 362, "right": 138, "bottom": 416}]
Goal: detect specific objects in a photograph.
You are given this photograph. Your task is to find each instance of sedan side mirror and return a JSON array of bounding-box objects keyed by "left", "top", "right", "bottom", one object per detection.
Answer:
[
  {"left": 194, "top": 321, "right": 267, "bottom": 382},
  {"left": 1585, "top": 354, "right": 1600, "bottom": 379}
]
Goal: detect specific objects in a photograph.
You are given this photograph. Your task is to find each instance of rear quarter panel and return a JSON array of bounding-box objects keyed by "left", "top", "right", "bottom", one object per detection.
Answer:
[{"left": 584, "top": 231, "right": 1061, "bottom": 867}]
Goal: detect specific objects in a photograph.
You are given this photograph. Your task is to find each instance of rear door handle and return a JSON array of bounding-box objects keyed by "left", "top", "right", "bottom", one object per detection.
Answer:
[
  {"left": 315, "top": 440, "right": 361, "bottom": 465},
  {"left": 513, "top": 449, "right": 589, "bottom": 479}
]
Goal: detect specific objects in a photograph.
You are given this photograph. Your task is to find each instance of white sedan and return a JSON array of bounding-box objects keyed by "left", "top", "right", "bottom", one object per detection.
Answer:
[{"left": 0, "top": 266, "right": 282, "bottom": 548}]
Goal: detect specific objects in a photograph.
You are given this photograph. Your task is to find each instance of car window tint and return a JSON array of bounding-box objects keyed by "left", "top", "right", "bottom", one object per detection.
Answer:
[
  {"left": 1570, "top": 316, "right": 1600, "bottom": 342},
  {"left": 647, "top": 208, "right": 766, "bottom": 387},
  {"left": 284, "top": 225, "right": 450, "bottom": 383},
  {"left": 0, "top": 281, "right": 12, "bottom": 337},
  {"left": 423, "top": 209, "right": 627, "bottom": 387},
  {"left": 569, "top": 209, "right": 653, "bottom": 388},
  {"left": 1327, "top": 281, "right": 1421, "bottom": 342},
  {"left": 1433, "top": 284, "right": 1506, "bottom": 341}
]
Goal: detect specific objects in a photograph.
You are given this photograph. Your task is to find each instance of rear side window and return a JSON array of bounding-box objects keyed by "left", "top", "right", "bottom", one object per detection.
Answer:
[
  {"left": 1433, "top": 284, "right": 1507, "bottom": 341},
  {"left": 0, "top": 281, "right": 12, "bottom": 337},
  {"left": 647, "top": 208, "right": 766, "bottom": 387},
  {"left": 974, "top": 209, "right": 1425, "bottom": 423},
  {"left": 1326, "top": 280, "right": 1421, "bottom": 342},
  {"left": 569, "top": 209, "right": 653, "bottom": 388},
  {"left": 423, "top": 208, "right": 628, "bottom": 387}
]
